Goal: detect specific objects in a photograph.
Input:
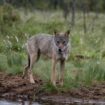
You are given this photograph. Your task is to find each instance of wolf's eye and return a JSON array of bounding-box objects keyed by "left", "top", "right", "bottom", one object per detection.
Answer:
[
  {"left": 63, "top": 41, "right": 66, "bottom": 44},
  {"left": 57, "top": 41, "right": 60, "bottom": 44}
]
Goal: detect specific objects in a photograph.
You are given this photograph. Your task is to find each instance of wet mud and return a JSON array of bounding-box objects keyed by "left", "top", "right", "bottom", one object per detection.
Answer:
[
  {"left": 0, "top": 72, "right": 43, "bottom": 101},
  {"left": 0, "top": 71, "right": 105, "bottom": 105}
]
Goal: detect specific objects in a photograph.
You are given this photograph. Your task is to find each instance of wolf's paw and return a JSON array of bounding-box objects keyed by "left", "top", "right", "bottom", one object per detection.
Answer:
[
  {"left": 29, "top": 78, "right": 35, "bottom": 84},
  {"left": 29, "top": 75, "right": 35, "bottom": 84}
]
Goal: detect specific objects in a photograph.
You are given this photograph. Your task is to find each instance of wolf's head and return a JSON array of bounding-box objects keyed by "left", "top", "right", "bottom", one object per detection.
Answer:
[{"left": 54, "top": 30, "right": 70, "bottom": 55}]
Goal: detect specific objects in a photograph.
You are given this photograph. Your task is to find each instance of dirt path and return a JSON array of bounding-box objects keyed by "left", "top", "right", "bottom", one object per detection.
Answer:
[
  {"left": 0, "top": 71, "right": 105, "bottom": 103},
  {"left": 0, "top": 72, "right": 43, "bottom": 100}
]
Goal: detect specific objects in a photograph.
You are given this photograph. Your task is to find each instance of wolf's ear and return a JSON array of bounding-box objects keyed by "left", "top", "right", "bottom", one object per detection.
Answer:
[{"left": 65, "top": 30, "right": 70, "bottom": 37}]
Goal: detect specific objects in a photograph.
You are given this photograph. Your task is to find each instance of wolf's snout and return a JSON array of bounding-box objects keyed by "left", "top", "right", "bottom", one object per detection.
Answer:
[{"left": 58, "top": 48, "right": 62, "bottom": 52}]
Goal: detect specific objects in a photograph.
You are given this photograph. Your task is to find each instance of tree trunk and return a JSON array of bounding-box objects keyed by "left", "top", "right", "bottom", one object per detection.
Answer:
[
  {"left": 71, "top": 0, "right": 76, "bottom": 26},
  {"left": 83, "top": 5, "right": 87, "bottom": 34}
]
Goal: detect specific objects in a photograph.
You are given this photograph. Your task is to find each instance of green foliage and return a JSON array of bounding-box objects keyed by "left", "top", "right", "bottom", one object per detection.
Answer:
[
  {"left": 0, "top": 54, "right": 8, "bottom": 71},
  {"left": 7, "top": 51, "right": 23, "bottom": 66},
  {"left": 0, "top": 4, "right": 21, "bottom": 36},
  {"left": 0, "top": 52, "right": 24, "bottom": 74},
  {"left": 1, "top": 0, "right": 105, "bottom": 12},
  {"left": 42, "top": 82, "right": 58, "bottom": 93},
  {"left": 81, "top": 59, "right": 105, "bottom": 84},
  {"left": 0, "top": 8, "right": 105, "bottom": 91},
  {"left": 6, "top": 51, "right": 24, "bottom": 74}
]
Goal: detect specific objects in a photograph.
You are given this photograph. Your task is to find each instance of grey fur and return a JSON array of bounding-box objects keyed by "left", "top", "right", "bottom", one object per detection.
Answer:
[{"left": 23, "top": 31, "right": 71, "bottom": 86}]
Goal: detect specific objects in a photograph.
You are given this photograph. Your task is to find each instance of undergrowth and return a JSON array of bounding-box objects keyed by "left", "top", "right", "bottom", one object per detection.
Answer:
[{"left": 0, "top": 5, "right": 105, "bottom": 91}]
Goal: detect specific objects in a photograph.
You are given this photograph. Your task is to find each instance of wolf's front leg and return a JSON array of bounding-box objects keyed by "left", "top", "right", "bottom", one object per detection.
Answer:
[
  {"left": 51, "top": 59, "right": 57, "bottom": 86},
  {"left": 59, "top": 60, "right": 65, "bottom": 86},
  {"left": 28, "top": 53, "right": 38, "bottom": 84},
  {"left": 28, "top": 69, "right": 35, "bottom": 83}
]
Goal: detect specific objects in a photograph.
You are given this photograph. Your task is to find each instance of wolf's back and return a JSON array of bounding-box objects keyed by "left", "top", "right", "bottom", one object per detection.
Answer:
[{"left": 26, "top": 34, "right": 54, "bottom": 56}]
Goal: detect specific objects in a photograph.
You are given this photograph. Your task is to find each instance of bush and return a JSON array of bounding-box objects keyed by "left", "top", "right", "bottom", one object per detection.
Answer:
[
  {"left": 0, "top": 54, "right": 8, "bottom": 71},
  {"left": 0, "top": 4, "right": 21, "bottom": 35}
]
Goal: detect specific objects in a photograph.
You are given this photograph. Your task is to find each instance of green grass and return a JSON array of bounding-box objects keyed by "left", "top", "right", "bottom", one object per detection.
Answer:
[{"left": 0, "top": 5, "right": 105, "bottom": 91}]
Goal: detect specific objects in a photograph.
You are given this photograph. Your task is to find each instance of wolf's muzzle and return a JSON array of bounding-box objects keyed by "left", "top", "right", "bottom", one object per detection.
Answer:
[{"left": 58, "top": 48, "right": 62, "bottom": 53}]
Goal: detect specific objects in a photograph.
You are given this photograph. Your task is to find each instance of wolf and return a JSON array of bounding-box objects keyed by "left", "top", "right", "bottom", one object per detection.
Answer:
[{"left": 23, "top": 30, "right": 71, "bottom": 86}]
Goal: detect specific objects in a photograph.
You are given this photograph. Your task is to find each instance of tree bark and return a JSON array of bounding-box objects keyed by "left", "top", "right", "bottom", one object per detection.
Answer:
[
  {"left": 83, "top": 5, "right": 87, "bottom": 34},
  {"left": 71, "top": 0, "right": 76, "bottom": 26}
]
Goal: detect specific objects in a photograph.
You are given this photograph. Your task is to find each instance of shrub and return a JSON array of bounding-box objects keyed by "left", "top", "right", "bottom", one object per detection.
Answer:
[{"left": 0, "top": 4, "right": 21, "bottom": 35}]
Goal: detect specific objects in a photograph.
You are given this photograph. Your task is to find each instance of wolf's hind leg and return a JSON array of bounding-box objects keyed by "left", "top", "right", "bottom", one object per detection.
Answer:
[{"left": 22, "top": 54, "right": 30, "bottom": 79}]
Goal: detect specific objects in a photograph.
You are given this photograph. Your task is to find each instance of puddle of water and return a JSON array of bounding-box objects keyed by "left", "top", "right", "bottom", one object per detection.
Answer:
[
  {"left": 40, "top": 96, "right": 105, "bottom": 105},
  {"left": 1, "top": 99, "right": 105, "bottom": 105},
  {"left": 0, "top": 100, "right": 41, "bottom": 105}
]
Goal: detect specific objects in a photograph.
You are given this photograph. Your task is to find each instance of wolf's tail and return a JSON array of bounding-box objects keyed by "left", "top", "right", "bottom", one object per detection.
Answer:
[{"left": 27, "top": 54, "right": 30, "bottom": 68}]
